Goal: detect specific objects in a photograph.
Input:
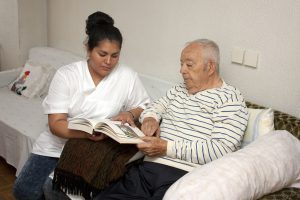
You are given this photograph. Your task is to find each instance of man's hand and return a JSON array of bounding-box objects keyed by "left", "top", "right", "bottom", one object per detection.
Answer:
[
  {"left": 137, "top": 136, "right": 167, "bottom": 157},
  {"left": 141, "top": 117, "right": 160, "bottom": 136}
]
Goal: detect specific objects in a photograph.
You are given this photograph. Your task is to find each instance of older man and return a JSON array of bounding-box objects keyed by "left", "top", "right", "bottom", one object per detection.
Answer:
[{"left": 94, "top": 39, "right": 249, "bottom": 200}]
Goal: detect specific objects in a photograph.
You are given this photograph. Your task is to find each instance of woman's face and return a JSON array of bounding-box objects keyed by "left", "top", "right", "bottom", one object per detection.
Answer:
[{"left": 88, "top": 39, "right": 121, "bottom": 81}]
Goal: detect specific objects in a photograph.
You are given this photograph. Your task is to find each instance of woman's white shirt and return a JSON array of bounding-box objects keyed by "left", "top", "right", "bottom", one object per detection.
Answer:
[{"left": 32, "top": 60, "right": 150, "bottom": 157}]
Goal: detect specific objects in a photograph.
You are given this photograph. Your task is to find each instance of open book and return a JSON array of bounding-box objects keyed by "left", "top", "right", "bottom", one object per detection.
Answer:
[{"left": 68, "top": 118, "right": 144, "bottom": 144}]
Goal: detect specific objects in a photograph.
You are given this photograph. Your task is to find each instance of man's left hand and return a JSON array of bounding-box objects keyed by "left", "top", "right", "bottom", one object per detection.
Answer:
[{"left": 137, "top": 136, "right": 167, "bottom": 157}]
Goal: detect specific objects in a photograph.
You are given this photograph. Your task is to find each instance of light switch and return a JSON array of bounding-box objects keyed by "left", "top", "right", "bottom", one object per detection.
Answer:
[
  {"left": 243, "top": 50, "right": 259, "bottom": 68},
  {"left": 231, "top": 47, "right": 245, "bottom": 64}
]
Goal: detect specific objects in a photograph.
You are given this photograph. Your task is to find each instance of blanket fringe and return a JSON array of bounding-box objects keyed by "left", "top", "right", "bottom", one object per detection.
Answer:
[{"left": 53, "top": 168, "right": 100, "bottom": 199}]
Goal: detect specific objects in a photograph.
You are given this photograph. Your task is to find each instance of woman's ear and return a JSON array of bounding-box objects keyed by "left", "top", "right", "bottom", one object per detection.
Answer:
[
  {"left": 84, "top": 41, "right": 90, "bottom": 58},
  {"left": 86, "top": 48, "right": 91, "bottom": 59}
]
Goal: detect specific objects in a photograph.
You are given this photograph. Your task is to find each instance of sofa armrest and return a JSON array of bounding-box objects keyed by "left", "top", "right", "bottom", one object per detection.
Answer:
[{"left": 0, "top": 68, "right": 22, "bottom": 88}]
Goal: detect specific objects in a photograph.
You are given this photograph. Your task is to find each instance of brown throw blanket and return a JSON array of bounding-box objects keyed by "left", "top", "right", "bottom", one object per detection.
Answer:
[{"left": 53, "top": 138, "right": 139, "bottom": 199}]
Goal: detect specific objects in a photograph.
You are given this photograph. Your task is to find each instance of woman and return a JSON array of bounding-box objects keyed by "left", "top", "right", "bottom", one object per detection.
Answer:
[{"left": 13, "top": 11, "right": 150, "bottom": 200}]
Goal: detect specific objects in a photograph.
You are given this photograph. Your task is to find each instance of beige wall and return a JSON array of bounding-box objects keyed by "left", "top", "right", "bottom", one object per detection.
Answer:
[
  {"left": 47, "top": 0, "right": 300, "bottom": 118},
  {"left": 0, "top": 0, "right": 47, "bottom": 70},
  {"left": 0, "top": 0, "right": 19, "bottom": 69},
  {"left": 18, "top": 0, "right": 48, "bottom": 65}
]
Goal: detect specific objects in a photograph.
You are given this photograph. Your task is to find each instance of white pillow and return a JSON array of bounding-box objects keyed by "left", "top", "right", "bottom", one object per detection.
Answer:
[
  {"left": 8, "top": 61, "right": 53, "bottom": 98},
  {"left": 164, "top": 130, "right": 300, "bottom": 200},
  {"left": 38, "top": 66, "right": 56, "bottom": 98},
  {"left": 242, "top": 108, "right": 275, "bottom": 147}
]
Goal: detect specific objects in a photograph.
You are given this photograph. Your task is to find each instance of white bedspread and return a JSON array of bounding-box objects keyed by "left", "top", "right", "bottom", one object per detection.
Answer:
[{"left": 0, "top": 87, "right": 47, "bottom": 175}]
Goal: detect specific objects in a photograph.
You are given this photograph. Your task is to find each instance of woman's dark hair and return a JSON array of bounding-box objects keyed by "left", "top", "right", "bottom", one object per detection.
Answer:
[{"left": 85, "top": 11, "right": 123, "bottom": 51}]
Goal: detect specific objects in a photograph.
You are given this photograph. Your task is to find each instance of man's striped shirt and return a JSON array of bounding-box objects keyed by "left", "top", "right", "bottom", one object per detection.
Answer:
[{"left": 140, "top": 82, "right": 249, "bottom": 171}]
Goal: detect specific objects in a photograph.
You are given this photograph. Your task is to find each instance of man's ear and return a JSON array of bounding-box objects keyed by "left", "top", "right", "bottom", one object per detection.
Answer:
[{"left": 207, "top": 61, "right": 216, "bottom": 76}]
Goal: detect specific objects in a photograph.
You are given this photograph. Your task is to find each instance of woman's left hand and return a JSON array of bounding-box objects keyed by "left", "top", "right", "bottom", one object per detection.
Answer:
[{"left": 111, "top": 111, "right": 136, "bottom": 127}]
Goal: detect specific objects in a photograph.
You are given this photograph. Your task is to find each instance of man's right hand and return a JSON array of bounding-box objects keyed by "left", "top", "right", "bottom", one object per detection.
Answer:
[{"left": 141, "top": 117, "right": 160, "bottom": 137}]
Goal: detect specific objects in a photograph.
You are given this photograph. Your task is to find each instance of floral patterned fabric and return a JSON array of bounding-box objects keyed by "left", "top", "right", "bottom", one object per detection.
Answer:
[
  {"left": 259, "top": 188, "right": 300, "bottom": 200},
  {"left": 246, "top": 102, "right": 300, "bottom": 200}
]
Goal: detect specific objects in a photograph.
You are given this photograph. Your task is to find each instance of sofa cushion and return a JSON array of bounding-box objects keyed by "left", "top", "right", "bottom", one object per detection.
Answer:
[
  {"left": 163, "top": 130, "right": 300, "bottom": 200},
  {"left": 242, "top": 108, "right": 274, "bottom": 147},
  {"left": 246, "top": 102, "right": 300, "bottom": 140}
]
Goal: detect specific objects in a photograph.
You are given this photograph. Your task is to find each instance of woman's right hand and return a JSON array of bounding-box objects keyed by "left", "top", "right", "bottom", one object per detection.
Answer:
[{"left": 87, "top": 132, "right": 108, "bottom": 141}]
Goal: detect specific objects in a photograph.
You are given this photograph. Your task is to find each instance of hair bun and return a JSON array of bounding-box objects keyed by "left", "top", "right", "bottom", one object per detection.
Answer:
[{"left": 86, "top": 11, "right": 114, "bottom": 35}]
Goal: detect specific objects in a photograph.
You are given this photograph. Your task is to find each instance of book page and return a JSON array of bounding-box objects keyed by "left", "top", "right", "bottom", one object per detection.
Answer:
[
  {"left": 94, "top": 121, "right": 144, "bottom": 144},
  {"left": 103, "top": 121, "right": 144, "bottom": 137},
  {"left": 67, "top": 118, "right": 95, "bottom": 134},
  {"left": 96, "top": 126, "right": 124, "bottom": 142},
  {"left": 68, "top": 118, "right": 97, "bottom": 127}
]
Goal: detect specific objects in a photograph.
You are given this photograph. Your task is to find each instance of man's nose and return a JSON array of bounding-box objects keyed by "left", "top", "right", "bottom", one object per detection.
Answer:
[{"left": 180, "top": 65, "right": 186, "bottom": 74}]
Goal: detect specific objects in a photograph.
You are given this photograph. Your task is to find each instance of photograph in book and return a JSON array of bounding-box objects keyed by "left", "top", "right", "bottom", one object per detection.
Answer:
[{"left": 67, "top": 118, "right": 144, "bottom": 144}]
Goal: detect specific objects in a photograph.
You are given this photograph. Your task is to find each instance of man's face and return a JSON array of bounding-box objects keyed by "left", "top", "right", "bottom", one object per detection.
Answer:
[{"left": 180, "top": 43, "right": 210, "bottom": 94}]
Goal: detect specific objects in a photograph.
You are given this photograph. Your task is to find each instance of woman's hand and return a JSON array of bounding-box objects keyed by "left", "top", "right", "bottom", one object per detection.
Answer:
[
  {"left": 87, "top": 132, "right": 108, "bottom": 141},
  {"left": 111, "top": 111, "right": 136, "bottom": 127},
  {"left": 137, "top": 136, "right": 167, "bottom": 157},
  {"left": 141, "top": 117, "right": 160, "bottom": 136}
]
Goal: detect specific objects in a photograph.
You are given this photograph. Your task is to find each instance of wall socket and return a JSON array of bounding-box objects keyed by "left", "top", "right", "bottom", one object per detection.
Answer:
[
  {"left": 243, "top": 50, "right": 259, "bottom": 68},
  {"left": 231, "top": 47, "right": 259, "bottom": 68}
]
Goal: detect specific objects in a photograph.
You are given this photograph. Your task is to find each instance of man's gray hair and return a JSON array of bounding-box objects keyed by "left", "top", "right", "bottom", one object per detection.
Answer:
[{"left": 187, "top": 39, "right": 220, "bottom": 73}]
